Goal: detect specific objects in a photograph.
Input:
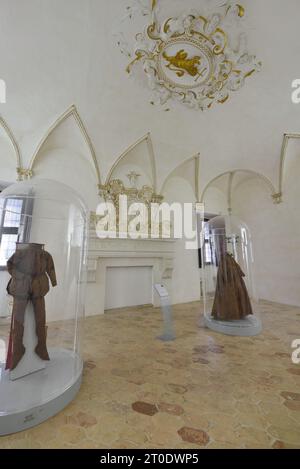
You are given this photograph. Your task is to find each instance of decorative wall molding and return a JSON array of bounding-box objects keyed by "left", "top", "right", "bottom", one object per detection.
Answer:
[
  {"left": 118, "top": 1, "right": 261, "bottom": 110},
  {"left": 28, "top": 105, "right": 101, "bottom": 185},
  {"left": 227, "top": 171, "right": 235, "bottom": 214},
  {"left": 195, "top": 155, "right": 200, "bottom": 202},
  {"left": 145, "top": 132, "right": 157, "bottom": 193},
  {"left": 2, "top": 109, "right": 298, "bottom": 211},
  {"left": 0, "top": 116, "right": 23, "bottom": 180},
  {"left": 278, "top": 133, "right": 300, "bottom": 202}
]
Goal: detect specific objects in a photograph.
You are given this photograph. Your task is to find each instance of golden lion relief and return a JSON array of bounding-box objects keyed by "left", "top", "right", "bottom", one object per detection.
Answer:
[{"left": 163, "top": 49, "right": 207, "bottom": 80}]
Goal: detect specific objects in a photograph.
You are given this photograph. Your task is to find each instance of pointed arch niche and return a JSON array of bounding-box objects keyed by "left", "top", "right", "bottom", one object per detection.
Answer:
[
  {"left": 200, "top": 169, "right": 277, "bottom": 215},
  {"left": 28, "top": 106, "right": 101, "bottom": 208},
  {"left": 160, "top": 154, "right": 201, "bottom": 204},
  {"left": 103, "top": 133, "right": 157, "bottom": 191}
]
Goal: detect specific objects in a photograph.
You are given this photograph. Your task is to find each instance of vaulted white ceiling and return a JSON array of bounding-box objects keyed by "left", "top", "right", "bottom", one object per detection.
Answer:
[{"left": 0, "top": 0, "right": 299, "bottom": 191}]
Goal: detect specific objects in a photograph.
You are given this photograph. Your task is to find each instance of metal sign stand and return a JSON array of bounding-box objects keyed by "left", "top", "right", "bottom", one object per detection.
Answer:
[{"left": 154, "top": 284, "right": 175, "bottom": 341}]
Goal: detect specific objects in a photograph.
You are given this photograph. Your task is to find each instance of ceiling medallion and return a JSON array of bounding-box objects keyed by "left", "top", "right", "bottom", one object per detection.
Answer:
[{"left": 120, "top": 1, "right": 262, "bottom": 111}]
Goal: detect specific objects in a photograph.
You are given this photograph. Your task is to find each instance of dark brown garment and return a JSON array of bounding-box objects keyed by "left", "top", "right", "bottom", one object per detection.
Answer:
[
  {"left": 212, "top": 253, "right": 253, "bottom": 321},
  {"left": 8, "top": 297, "right": 49, "bottom": 370},
  {"left": 5, "top": 244, "right": 57, "bottom": 370},
  {"left": 7, "top": 244, "right": 57, "bottom": 299}
]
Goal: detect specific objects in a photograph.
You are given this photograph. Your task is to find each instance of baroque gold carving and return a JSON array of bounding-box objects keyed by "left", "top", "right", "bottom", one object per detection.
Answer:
[
  {"left": 99, "top": 179, "right": 163, "bottom": 207},
  {"left": 16, "top": 168, "right": 33, "bottom": 180},
  {"left": 162, "top": 49, "right": 205, "bottom": 79},
  {"left": 117, "top": 1, "right": 261, "bottom": 110},
  {"left": 97, "top": 173, "right": 164, "bottom": 237}
]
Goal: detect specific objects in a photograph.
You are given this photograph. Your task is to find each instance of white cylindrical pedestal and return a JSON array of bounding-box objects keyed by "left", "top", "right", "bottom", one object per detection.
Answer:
[
  {"left": 0, "top": 348, "right": 82, "bottom": 436},
  {"left": 204, "top": 314, "right": 262, "bottom": 337}
]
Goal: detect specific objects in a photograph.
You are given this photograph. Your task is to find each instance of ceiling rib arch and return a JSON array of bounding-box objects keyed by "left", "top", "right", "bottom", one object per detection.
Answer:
[{"left": 28, "top": 105, "right": 101, "bottom": 186}]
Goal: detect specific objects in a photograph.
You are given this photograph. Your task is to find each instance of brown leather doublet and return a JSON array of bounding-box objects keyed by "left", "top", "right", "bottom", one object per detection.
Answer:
[{"left": 7, "top": 245, "right": 57, "bottom": 299}]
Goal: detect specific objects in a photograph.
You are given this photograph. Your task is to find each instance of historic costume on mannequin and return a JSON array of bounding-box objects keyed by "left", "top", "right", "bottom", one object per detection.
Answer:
[
  {"left": 212, "top": 252, "right": 253, "bottom": 321},
  {"left": 5, "top": 243, "right": 57, "bottom": 370}
]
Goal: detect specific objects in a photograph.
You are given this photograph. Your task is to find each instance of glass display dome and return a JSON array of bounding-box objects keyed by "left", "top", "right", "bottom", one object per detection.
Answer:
[
  {"left": 0, "top": 179, "right": 88, "bottom": 435},
  {"left": 200, "top": 215, "right": 261, "bottom": 336}
]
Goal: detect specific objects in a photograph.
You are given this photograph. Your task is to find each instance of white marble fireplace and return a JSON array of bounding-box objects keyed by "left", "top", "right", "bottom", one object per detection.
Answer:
[
  {"left": 105, "top": 266, "right": 153, "bottom": 310},
  {"left": 86, "top": 229, "right": 175, "bottom": 316}
]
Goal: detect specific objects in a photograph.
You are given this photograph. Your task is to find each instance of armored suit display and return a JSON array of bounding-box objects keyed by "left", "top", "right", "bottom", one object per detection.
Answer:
[
  {"left": 212, "top": 252, "right": 253, "bottom": 321},
  {"left": 5, "top": 243, "right": 57, "bottom": 370}
]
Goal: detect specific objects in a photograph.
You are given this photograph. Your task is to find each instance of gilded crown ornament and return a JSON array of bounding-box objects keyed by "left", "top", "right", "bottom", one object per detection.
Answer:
[{"left": 116, "top": 0, "right": 261, "bottom": 111}]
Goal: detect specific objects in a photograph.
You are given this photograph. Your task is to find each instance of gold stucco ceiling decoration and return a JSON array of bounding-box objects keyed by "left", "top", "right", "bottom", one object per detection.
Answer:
[{"left": 116, "top": 1, "right": 262, "bottom": 111}]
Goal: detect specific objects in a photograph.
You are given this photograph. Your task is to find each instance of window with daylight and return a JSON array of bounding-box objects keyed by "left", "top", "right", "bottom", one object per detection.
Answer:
[
  {"left": 0, "top": 198, "right": 27, "bottom": 268},
  {"left": 204, "top": 233, "right": 213, "bottom": 265},
  {"left": 198, "top": 218, "right": 213, "bottom": 268}
]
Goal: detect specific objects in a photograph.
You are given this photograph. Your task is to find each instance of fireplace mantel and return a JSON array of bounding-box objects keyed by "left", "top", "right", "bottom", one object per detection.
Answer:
[{"left": 85, "top": 230, "right": 176, "bottom": 316}]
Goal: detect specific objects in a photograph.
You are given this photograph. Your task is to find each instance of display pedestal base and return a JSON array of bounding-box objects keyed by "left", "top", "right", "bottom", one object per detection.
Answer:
[
  {"left": 154, "top": 285, "right": 176, "bottom": 342},
  {"left": 0, "top": 348, "right": 82, "bottom": 436},
  {"left": 204, "top": 314, "right": 262, "bottom": 337}
]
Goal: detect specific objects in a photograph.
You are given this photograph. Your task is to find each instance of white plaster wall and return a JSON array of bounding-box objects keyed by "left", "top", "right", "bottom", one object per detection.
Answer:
[
  {"left": 202, "top": 186, "right": 227, "bottom": 216},
  {"left": 32, "top": 148, "right": 98, "bottom": 209},
  {"left": 232, "top": 178, "right": 300, "bottom": 307},
  {"left": 0, "top": 0, "right": 299, "bottom": 188},
  {"left": 0, "top": 0, "right": 300, "bottom": 311},
  {"left": 163, "top": 176, "right": 200, "bottom": 305},
  {"left": 108, "top": 138, "right": 154, "bottom": 188}
]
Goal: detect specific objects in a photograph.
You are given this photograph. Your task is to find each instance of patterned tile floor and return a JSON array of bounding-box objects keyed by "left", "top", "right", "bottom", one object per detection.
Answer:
[{"left": 1, "top": 300, "right": 300, "bottom": 449}]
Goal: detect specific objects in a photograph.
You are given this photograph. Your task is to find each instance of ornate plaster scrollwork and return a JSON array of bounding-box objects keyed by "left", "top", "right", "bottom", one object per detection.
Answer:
[
  {"left": 16, "top": 168, "right": 33, "bottom": 181},
  {"left": 96, "top": 173, "right": 164, "bottom": 236},
  {"left": 99, "top": 178, "right": 163, "bottom": 206},
  {"left": 117, "top": 0, "right": 261, "bottom": 110}
]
